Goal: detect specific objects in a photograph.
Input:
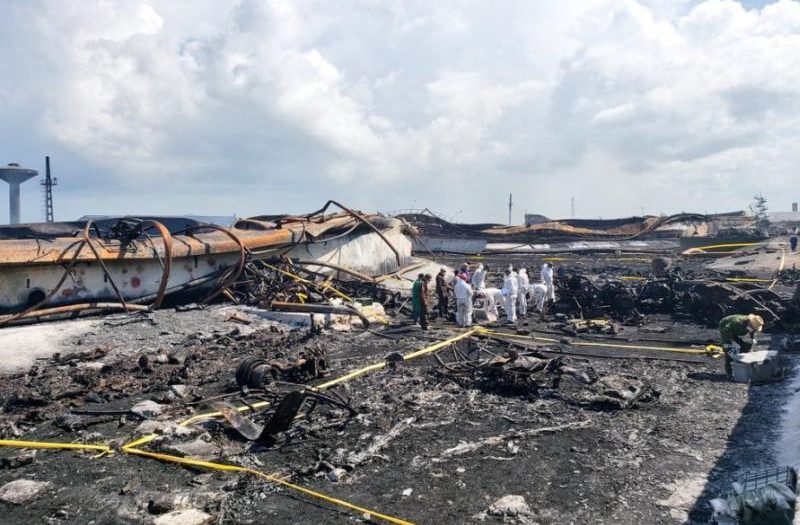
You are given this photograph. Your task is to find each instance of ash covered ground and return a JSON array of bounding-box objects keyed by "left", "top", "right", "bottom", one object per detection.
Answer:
[{"left": 0, "top": 253, "right": 795, "bottom": 525}]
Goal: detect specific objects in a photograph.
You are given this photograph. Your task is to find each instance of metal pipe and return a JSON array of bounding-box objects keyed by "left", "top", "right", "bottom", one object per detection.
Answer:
[
  {"left": 269, "top": 300, "right": 371, "bottom": 328},
  {"left": 291, "top": 260, "right": 376, "bottom": 282},
  {"left": 304, "top": 200, "right": 402, "bottom": 266}
]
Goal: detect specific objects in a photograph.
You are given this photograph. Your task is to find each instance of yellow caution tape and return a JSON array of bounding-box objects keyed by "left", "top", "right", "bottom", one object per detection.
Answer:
[
  {"left": 686, "top": 242, "right": 760, "bottom": 252},
  {"left": 0, "top": 331, "right": 485, "bottom": 524},
  {"left": 0, "top": 439, "right": 111, "bottom": 453},
  {"left": 0, "top": 437, "right": 414, "bottom": 525},
  {"left": 112, "top": 329, "right": 481, "bottom": 523},
  {"left": 122, "top": 447, "right": 415, "bottom": 525}
]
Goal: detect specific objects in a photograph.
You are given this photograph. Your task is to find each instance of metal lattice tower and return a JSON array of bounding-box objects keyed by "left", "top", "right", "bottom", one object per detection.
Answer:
[{"left": 41, "top": 156, "right": 57, "bottom": 223}]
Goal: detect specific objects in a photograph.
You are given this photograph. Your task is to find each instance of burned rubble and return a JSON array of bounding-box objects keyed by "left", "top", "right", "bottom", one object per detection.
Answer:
[{"left": 0, "top": 221, "right": 797, "bottom": 524}]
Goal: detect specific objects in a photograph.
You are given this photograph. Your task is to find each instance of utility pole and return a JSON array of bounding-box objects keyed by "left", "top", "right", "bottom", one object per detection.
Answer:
[
  {"left": 508, "top": 193, "right": 513, "bottom": 225},
  {"left": 41, "top": 156, "right": 57, "bottom": 223}
]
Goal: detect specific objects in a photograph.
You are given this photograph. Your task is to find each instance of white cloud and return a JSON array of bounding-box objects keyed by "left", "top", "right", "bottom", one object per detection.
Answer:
[{"left": 0, "top": 0, "right": 798, "bottom": 223}]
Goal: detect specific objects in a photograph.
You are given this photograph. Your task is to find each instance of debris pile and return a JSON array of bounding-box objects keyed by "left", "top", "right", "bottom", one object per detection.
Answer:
[
  {"left": 0, "top": 247, "right": 793, "bottom": 524},
  {"left": 552, "top": 268, "right": 795, "bottom": 328}
]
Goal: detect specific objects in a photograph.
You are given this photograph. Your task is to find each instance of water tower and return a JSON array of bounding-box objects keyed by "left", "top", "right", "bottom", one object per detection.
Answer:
[{"left": 0, "top": 163, "right": 38, "bottom": 224}]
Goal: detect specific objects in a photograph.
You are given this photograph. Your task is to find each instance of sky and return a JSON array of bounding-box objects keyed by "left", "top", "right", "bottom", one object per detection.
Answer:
[{"left": 0, "top": 0, "right": 797, "bottom": 224}]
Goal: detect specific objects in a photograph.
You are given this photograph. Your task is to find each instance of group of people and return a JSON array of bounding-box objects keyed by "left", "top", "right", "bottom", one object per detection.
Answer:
[{"left": 411, "top": 261, "right": 557, "bottom": 329}]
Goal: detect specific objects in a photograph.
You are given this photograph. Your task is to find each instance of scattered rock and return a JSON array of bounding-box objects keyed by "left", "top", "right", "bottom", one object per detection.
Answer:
[
  {"left": 326, "top": 467, "right": 348, "bottom": 483},
  {"left": 138, "top": 354, "right": 152, "bottom": 373},
  {"left": 402, "top": 488, "right": 413, "bottom": 497},
  {"left": 170, "top": 385, "right": 189, "bottom": 399},
  {"left": 54, "top": 414, "right": 87, "bottom": 431},
  {"left": 152, "top": 508, "right": 212, "bottom": 525},
  {"left": 0, "top": 451, "right": 35, "bottom": 470},
  {"left": 488, "top": 495, "right": 531, "bottom": 517},
  {"left": 168, "top": 350, "right": 187, "bottom": 365},
  {"left": 162, "top": 439, "right": 221, "bottom": 461},
  {"left": 156, "top": 422, "right": 198, "bottom": 439},
  {"left": 119, "top": 479, "right": 141, "bottom": 495},
  {"left": 230, "top": 325, "right": 255, "bottom": 339},
  {"left": 190, "top": 474, "right": 213, "bottom": 487},
  {"left": 0, "top": 479, "right": 50, "bottom": 504},
  {"left": 79, "top": 361, "right": 107, "bottom": 372},
  {"left": 148, "top": 493, "right": 190, "bottom": 514},
  {"left": 131, "top": 400, "right": 165, "bottom": 419}
]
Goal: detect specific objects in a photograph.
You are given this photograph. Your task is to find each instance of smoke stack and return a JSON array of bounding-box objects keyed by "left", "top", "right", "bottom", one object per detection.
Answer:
[
  {"left": 793, "top": 202, "right": 798, "bottom": 212},
  {"left": 0, "top": 163, "right": 38, "bottom": 224}
]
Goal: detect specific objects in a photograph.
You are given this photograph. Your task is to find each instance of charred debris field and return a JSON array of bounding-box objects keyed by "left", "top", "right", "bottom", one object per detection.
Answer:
[{"left": 0, "top": 252, "right": 796, "bottom": 525}]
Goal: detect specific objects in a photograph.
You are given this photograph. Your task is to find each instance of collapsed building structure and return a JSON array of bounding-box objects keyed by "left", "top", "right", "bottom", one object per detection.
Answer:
[
  {"left": 0, "top": 204, "right": 798, "bottom": 525},
  {"left": 398, "top": 210, "right": 762, "bottom": 254}
]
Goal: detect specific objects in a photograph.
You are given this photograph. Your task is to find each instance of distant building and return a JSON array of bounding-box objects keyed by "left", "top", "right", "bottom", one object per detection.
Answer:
[
  {"left": 524, "top": 214, "right": 549, "bottom": 226},
  {"left": 768, "top": 211, "right": 800, "bottom": 227}
]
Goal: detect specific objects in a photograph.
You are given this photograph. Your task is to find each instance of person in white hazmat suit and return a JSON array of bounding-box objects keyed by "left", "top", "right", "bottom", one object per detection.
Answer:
[
  {"left": 471, "top": 264, "right": 487, "bottom": 291},
  {"left": 529, "top": 282, "right": 547, "bottom": 312},
  {"left": 481, "top": 287, "right": 505, "bottom": 317},
  {"left": 517, "top": 268, "right": 531, "bottom": 316},
  {"left": 541, "top": 262, "right": 556, "bottom": 301},
  {"left": 454, "top": 276, "right": 474, "bottom": 327},
  {"left": 501, "top": 268, "right": 518, "bottom": 324}
]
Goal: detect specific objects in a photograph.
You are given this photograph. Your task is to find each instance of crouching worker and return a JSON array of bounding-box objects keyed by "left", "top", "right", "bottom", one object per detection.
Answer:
[{"left": 719, "top": 313, "right": 764, "bottom": 378}]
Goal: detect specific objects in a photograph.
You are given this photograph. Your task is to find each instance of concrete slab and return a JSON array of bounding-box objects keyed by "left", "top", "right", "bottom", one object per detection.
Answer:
[
  {"left": 0, "top": 319, "right": 98, "bottom": 374},
  {"left": 706, "top": 240, "right": 798, "bottom": 277}
]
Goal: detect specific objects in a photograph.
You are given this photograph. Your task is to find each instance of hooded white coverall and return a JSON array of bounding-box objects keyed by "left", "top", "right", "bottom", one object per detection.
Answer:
[
  {"left": 501, "top": 272, "right": 519, "bottom": 323},
  {"left": 482, "top": 287, "right": 504, "bottom": 317},
  {"left": 541, "top": 264, "right": 555, "bottom": 301},
  {"left": 517, "top": 269, "right": 530, "bottom": 316},
  {"left": 529, "top": 283, "right": 547, "bottom": 312},
  {"left": 471, "top": 264, "right": 486, "bottom": 290},
  {"left": 454, "top": 278, "right": 474, "bottom": 327}
]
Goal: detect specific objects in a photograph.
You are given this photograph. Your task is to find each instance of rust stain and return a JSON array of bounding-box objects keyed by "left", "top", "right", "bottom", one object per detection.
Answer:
[{"left": 131, "top": 277, "right": 141, "bottom": 288}]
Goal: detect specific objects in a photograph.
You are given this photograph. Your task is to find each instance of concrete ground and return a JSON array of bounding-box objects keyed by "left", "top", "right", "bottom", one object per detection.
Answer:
[
  {"left": 707, "top": 238, "right": 800, "bottom": 277},
  {"left": 0, "top": 320, "right": 98, "bottom": 374}
]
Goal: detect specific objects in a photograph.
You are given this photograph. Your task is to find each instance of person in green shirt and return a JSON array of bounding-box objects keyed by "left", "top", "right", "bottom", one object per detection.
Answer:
[
  {"left": 411, "top": 274, "right": 423, "bottom": 325},
  {"left": 719, "top": 313, "right": 764, "bottom": 378}
]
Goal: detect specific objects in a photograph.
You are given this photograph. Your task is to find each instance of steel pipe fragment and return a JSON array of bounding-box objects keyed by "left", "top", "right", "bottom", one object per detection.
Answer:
[{"left": 269, "top": 301, "right": 370, "bottom": 328}]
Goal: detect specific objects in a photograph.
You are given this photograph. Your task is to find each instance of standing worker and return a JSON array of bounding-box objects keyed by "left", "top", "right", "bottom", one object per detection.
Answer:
[
  {"left": 517, "top": 267, "right": 530, "bottom": 317},
  {"left": 454, "top": 274, "right": 474, "bottom": 327},
  {"left": 471, "top": 264, "right": 487, "bottom": 290},
  {"left": 501, "top": 268, "right": 519, "bottom": 324},
  {"left": 541, "top": 262, "right": 556, "bottom": 302},
  {"left": 411, "top": 273, "right": 423, "bottom": 325},
  {"left": 419, "top": 274, "right": 432, "bottom": 330},
  {"left": 719, "top": 313, "right": 764, "bottom": 378},
  {"left": 435, "top": 268, "right": 449, "bottom": 319},
  {"left": 791, "top": 227, "right": 798, "bottom": 252},
  {"left": 458, "top": 263, "right": 471, "bottom": 282}
]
